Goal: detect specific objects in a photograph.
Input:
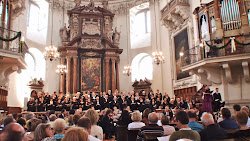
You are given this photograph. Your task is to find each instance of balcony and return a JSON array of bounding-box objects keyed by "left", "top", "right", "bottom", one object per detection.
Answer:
[
  {"left": 161, "top": 0, "right": 190, "bottom": 30},
  {"left": 0, "top": 27, "right": 28, "bottom": 87}
]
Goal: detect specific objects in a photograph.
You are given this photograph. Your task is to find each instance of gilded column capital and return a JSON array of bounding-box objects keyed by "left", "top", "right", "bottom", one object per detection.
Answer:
[
  {"left": 105, "top": 57, "right": 110, "bottom": 62},
  {"left": 111, "top": 57, "right": 116, "bottom": 63}
]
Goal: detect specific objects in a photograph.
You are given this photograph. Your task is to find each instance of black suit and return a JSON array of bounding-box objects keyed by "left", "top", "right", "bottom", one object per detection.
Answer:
[
  {"left": 213, "top": 92, "right": 222, "bottom": 112},
  {"left": 200, "top": 124, "right": 228, "bottom": 141}
]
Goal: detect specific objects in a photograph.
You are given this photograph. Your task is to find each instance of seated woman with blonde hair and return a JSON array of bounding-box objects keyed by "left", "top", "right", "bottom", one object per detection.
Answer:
[
  {"left": 62, "top": 127, "right": 88, "bottom": 141},
  {"left": 128, "top": 111, "right": 145, "bottom": 130}
]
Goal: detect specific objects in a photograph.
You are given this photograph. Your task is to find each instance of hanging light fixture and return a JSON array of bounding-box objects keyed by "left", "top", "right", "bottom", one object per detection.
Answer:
[
  {"left": 152, "top": 0, "right": 164, "bottom": 65},
  {"left": 56, "top": 64, "right": 67, "bottom": 75},
  {"left": 123, "top": 1, "right": 131, "bottom": 76},
  {"left": 43, "top": 0, "right": 59, "bottom": 61}
]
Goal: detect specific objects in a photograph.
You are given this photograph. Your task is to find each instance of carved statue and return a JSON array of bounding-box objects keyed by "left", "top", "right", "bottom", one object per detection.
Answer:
[
  {"left": 70, "top": 14, "right": 79, "bottom": 39},
  {"left": 74, "top": 0, "right": 81, "bottom": 7},
  {"left": 11, "top": 0, "right": 26, "bottom": 20},
  {"left": 60, "top": 23, "right": 69, "bottom": 41},
  {"left": 113, "top": 27, "right": 120, "bottom": 45}
]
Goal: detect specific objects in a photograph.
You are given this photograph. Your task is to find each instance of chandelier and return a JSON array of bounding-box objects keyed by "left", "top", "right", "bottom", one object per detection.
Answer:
[
  {"left": 44, "top": 44, "right": 59, "bottom": 61},
  {"left": 43, "top": 0, "right": 59, "bottom": 61},
  {"left": 56, "top": 64, "right": 67, "bottom": 75},
  {"left": 123, "top": 65, "right": 131, "bottom": 76},
  {"left": 152, "top": 51, "right": 165, "bottom": 65}
]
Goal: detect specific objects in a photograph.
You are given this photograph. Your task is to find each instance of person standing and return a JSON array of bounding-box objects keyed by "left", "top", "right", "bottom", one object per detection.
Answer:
[
  {"left": 202, "top": 86, "right": 213, "bottom": 113},
  {"left": 213, "top": 88, "right": 222, "bottom": 112}
]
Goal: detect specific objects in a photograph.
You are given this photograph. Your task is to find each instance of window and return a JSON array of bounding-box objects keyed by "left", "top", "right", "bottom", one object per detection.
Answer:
[
  {"left": 248, "top": 10, "right": 250, "bottom": 25},
  {"left": 130, "top": 3, "right": 151, "bottom": 49},
  {"left": 26, "top": 0, "right": 49, "bottom": 45},
  {"left": 131, "top": 53, "right": 153, "bottom": 82}
]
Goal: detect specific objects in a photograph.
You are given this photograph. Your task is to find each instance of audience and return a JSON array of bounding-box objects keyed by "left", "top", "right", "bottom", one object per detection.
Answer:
[
  {"left": 34, "top": 123, "right": 55, "bottom": 141},
  {"left": 26, "top": 118, "right": 42, "bottom": 141},
  {"left": 84, "top": 109, "right": 103, "bottom": 140},
  {"left": 161, "top": 115, "right": 175, "bottom": 135},
  {"left": 219, "top": 108, "right": 239, "bottom": 129},
  {"left": 169, "top": 111, "right": 200, "bottom": 141},
  {"left": 3, "top": 116, "right": 15, "bottom": 127},
  {"left": 61, "top": 127, "right": 88, "bottom": 141},
  {"left": 0, "top": 123, "right": 27, "bottom": 141},
  {"left": 128, "top": 111, "right": 145, "bottom": 130},
  {"left": 137, "top": 112, "right": 164, "bottom": 141},
  {"left": 17, "top": 117, "right": 26, "bottom": 129},
  {"left": 200, "top": 112, "right": 228, "bottom": 141},
  {"left": 102, "top": 109, "right": 115, "bottom": 139},
  {"left": 232, "top": 111, "right": 250, "bottom": 138},
  {"left": 77, "top": 117, "right": 101, "bottom": 141},
  {"left": 52, "top": 118, "right": 66, "bottom": 140},
  {"left": 117, "top": 110, "right": 132, "bottom": 126},
  {"left": 187, "top": 110, "right": 204, "bottom": 132}
]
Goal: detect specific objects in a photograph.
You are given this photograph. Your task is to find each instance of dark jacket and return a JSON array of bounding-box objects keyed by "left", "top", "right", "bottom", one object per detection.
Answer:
[{"left": 200, "top": 124, "right": 228, "bottom": 141}]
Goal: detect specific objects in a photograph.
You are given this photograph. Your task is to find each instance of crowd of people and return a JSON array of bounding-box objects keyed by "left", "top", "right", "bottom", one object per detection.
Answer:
[{"left": 0, "top": 88, "right": 249, "bottom": 141}]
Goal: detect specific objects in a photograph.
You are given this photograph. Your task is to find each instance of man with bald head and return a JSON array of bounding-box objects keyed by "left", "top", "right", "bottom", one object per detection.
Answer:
[
  {"left": 0, "top": 123, "right": 27, "bottom": 141},
  {"left": 137, "top": 112, "right": 164, "bottom": 141},
  {"left": 200, "top": 112, "right": 227, "bottom": 141}
]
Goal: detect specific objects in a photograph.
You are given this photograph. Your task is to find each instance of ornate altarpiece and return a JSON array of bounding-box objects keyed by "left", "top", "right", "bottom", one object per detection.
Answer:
[{"left": 58, "top": 1, "right": 122, "bottom": 94}]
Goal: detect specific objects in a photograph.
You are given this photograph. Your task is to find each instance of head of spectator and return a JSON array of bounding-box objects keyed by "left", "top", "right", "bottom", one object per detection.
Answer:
[
  {"left": 73, "top": 114, "right": 81, "bottom": 125},
  {"left": 175, "top": 111, "right": 189, "bottom": 129},
  {"left": 161, "top": 115, "right": 170, "bottom": 125},
  {"left": 148, "top": 112, "right": 158, "bottom": 124},
  {"left": 16, "top": 118, "right": 26, "bottom": 128},
  {"left": 84, "top": 109, "right": 99, "bottom": 125},
  {"left": 61, "top": 109, "right": 67, "bottom": 116},
  {"left": 53, "top": 118, "right": 66, "bottom": 135},
  {"left": 77, "top": 117, "right": 91, "bottom": 134},
  {"left": 69, "top": 109, "right": 75, "bottom": 115},
  {"left": 26, "top": 118, "right": 42, "bottom": 140},
  {"left": 106, "top": 109, "right": 113, "bottom": 118},
  {"left": 233, "top": 104, "right": 241, "bottom": 114},
  {"left": 221, "top": 108, "right": 231, "bottom": 119},
  {"left": 235, "top": 111, "right": 248, "bottom": 129},
  {"left": 118, "top": 110, "right": 132, "bottom": 126},
  {"left": 67, "top": 115, "right": 74, "bottom": 126},
  {"left": 187, "top": 110, "right": 197, "bottom": 122},
  {"left": 4, "top": 116, "right": 15, "bottom": 127},
  {"left": 201, "top": 112, "right": 214, "bottom": 127},
  {"left": 12, "top": 113, "right": 18, "bottom": 121},
  {"left": 48, "top": 114, "right": 57, "bottom": 122},
  {"left": 25, "top": 113, "right": 35, "bottom": 121},
  {"left": 143, "top": 108, "right": 151, "bottom": 119},
  {"left": 34, "top": 123, "right": 54, "bottom": 141},
  {"left": 131, "top": 111, "right": 142, "bottom": 122},
  {"left": 0, "top": 123, "right": 27, "bottom": 141},
  {"left": 61, "top": 127, "right": 88, "bottom": 141},
  {"left": 145, "top": 99, "right": 150, "bottom": 105},
  {"left": 241, "top": 106, "right": 249, "bottom": 116}
]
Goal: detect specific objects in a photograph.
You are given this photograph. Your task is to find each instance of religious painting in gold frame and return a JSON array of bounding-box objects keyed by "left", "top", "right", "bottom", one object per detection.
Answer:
[{"left": 81, "top": 57, "right": 101, "bottom": 92}]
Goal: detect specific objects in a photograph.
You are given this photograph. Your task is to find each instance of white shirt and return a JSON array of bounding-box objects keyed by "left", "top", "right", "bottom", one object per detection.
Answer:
[
  {"left": 247, "top": 117, "right": 250, "bottom": 127},
  {"left": 162, "top": 125, "right": 175, "bottom": 135},
  {"left": 128, "top": 122, "right": 145, "bottom": 130},
  {"left": 88, "top": 135, "right": 101, "bottom": 141},
  {"left": 91, "top": 125, "right": 103, "bottom": 141}
]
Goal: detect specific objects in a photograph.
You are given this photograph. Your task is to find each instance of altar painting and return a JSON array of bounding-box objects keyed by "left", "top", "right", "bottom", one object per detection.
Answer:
[{"left": 81, "top": 58, "right": 101, "bottom": 92}]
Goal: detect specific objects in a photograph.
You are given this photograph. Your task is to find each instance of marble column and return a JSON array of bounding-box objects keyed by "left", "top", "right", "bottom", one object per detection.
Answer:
[
  {"left": 111, "top": 58, "right": 116, "bottom": 93},
  {"left": 66, "top": 56, "right": 72, "bottom": 94},
  {"left": 105, "top": 58, "right": 110, "bottom": 92},
  {"left": 115, "top": 58, "right": 120, "bottom": 92},
  {"left": 59, "top": 57, "right": 66, "bottom": 94},
  {"left": 72, "top": 56, "right": 78, "bottom": 94}
]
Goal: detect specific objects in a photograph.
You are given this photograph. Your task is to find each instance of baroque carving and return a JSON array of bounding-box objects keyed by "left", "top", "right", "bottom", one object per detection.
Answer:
[
  {"left": 222, "top": 63, "right": 233, "bottom": 83},
  {"left": 69, "top": 14, "right": 79, "bottom": 40},
  {"left": 242, "top": 61, "right": 250, "bottom": 83},
  {"left": 113, "top": 27, "right": 120, "bottom": 46},
  {"left": 10, "top": 0, "right": 26, "bottom": 20},
  {"left": 79, "top": 39, "right": 103, "bottom": 49},
  {"left": 60, "top": 24, "right": 70, "bottom": 41},
  {"left": 82, "top": 18, "right": 101, "bottom": 35},
  {"left": 84, "top": 52, "right": 100, "bottom": 57}
]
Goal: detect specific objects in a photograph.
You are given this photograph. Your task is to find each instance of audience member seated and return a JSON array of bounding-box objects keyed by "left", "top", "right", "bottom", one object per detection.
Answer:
[
  {"left": 241, "top": 106, "right": 250, "bottom": 127},
  {"left": 0, "top": 123, "right": 27, "bottom": 141},
  {"left": 128, "top": 111, "right": 145, "bottom": 130},
  {"left": 17, "top": 117, "right": 26, "bottom": 130},
  {"left": 232, "top": 104, "right": 241, "bottom": 120},
  {"left": 102, "top": 109, "right": 115, "bottom": 139},
  {"left": 164, "top": 106, "right": 173, "bottom": 121},
  {"left": 49, "top": 114, "right": 57, "bottom": 122},
  {"left": 26, "top": 118, "right": 42, "bottom": 141},
  {"left": 169, "top": 111, "right": 200, "bottom": 141},
  {"left": 219, "top": 108, "right": 239, "bottom": 129},
  {"left": 200, "top": 112, "right": 228, "bottom": 141},
  {"left": 187, "top": 110, "right": 204, "bottom": 132},
  {"left": 161, "top": 115, "right": 175, "bottom": 135},
  {"left": 61, "top": 127, "right": 88, "bottom": 141},
  {"left": 26, "top": 113, "right": 35, "bottom": 121},
  {"left": 3, "top": 116, "right": 15, "bottom": 127},
  {"left": 136, "top": 112, "right": 164, "bottom": 141},
  {"left": 118, "top": 110, "right": 132, "bottom": 127},
  {"left": 77, "top": 117, "right": 101, "bottom": 141},
  {"left": 231, "top": 111, "right": 250, "bottom": 138},
  {"left": 52, "top": 118, "right": 66, "bottom": 140},
  {"left": 34, "top": 123, "right": 56, "bottom": 141},
  {"left": 84, "top": 109, "right": 103, "bottom": 140},
  {"left": 73, "top": 114, "right": 81, "bottom": 126},
  {"left": 141, "top": 108, "right": 151, "bottom": 126}
]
